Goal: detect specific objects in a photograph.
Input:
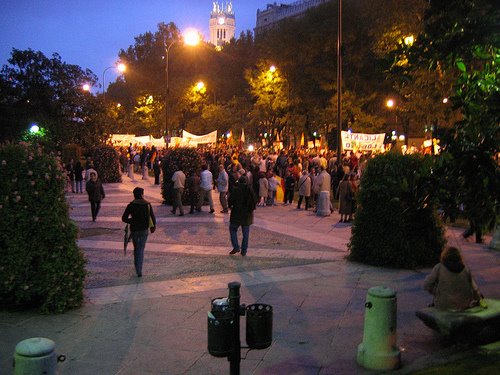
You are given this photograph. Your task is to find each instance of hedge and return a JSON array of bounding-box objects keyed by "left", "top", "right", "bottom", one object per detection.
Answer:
[
  {"left": 0, "top": 142, "right": 86, "bottom": 313},
  {"left": 348, "top": 153, "right": 445, "bottom": 269}
]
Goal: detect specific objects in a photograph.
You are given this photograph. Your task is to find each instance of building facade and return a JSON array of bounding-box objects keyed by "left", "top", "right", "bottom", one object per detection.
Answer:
[
  {"left": 255, "top": 0, "right": 330, "bottom": 36},
  {"left": 209, "top": 2, "right": 236, "bottom": 48}
]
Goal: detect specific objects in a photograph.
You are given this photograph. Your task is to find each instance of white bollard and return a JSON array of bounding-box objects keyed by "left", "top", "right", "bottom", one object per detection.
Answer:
[
  {"left": 316, "top": 191, "right": 331, "bottom": 216},
  {"left": 13, "top": 337, "right": 65, "bottom": 375},
  {"left": 128, "top": 164, "right": 135, "bottom": 180},
  {"left": 357, "top": 286, "right": 401, "bottom": 370}
]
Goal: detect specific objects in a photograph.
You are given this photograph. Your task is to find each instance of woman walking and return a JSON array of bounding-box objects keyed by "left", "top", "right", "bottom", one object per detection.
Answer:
[{"left": 86, "top": 171, "right": 105, "bottom": 222}]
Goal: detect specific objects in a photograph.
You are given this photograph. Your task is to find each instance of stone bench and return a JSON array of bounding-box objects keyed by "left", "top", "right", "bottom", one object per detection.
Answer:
[{"left": 416, "top": 298, "right": 500, "bottom": 339}]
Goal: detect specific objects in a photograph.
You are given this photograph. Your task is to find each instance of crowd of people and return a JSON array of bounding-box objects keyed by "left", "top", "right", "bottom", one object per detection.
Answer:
[
  {"left": 60, "top": 144, "right": 490, "bottom": 315},
  {"left": 114, "top": 143, "right": 367, "bottom": 221}
]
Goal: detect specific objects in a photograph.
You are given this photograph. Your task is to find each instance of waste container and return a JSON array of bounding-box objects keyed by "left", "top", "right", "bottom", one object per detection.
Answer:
[
  {"left": 246, "top": 304, "right": 273, "bottom": 349},
  {"left": 208, "top": 298, "right": 233, "bottom": 357}
]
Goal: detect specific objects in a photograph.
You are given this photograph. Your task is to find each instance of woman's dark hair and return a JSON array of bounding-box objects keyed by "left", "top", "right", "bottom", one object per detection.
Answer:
[{"left": 440, "top": 246, "right": 465, "bottom": 273}]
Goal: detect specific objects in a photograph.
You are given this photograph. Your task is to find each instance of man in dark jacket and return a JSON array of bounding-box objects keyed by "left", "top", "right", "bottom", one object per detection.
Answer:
[
  {"left": 122, "top": 187, "right": 156, "bottom": 277},
  {"left": 228, "top": 176, "right": 257, "bottom": 256},
  {"left": 85, "top": 171, "right": 105, "bottom": 222}
]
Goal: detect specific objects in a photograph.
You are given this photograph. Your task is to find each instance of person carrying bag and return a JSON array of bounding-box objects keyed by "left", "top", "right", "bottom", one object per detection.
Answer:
[{"left": 122, "top": 187, "right": 156, "bottom": 277}]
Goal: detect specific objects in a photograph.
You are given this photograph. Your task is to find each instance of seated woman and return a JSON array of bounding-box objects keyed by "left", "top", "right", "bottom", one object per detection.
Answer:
[{"left": 424, "top": 246, "right": 482, "bottom": 310}]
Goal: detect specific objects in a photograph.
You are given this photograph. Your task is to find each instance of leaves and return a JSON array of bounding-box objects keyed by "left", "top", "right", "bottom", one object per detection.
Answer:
[{"left": 0, "top": 142, "right": 86, "bottom": 313}]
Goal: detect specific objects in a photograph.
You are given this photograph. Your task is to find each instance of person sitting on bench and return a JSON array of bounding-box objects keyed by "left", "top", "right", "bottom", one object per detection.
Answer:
[{"left": 424, "top": 246, "right": 482, "bottom": 310}]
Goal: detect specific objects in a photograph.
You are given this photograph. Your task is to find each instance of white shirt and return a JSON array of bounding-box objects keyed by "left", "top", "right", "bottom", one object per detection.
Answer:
[{"left": 200, "top": 169, "right": 213, "bottom": 191}]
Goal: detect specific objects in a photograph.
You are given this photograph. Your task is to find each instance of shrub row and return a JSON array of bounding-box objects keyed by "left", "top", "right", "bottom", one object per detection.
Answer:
[{"left": 0, "top": 142, "right": 86, "bottom": 313}]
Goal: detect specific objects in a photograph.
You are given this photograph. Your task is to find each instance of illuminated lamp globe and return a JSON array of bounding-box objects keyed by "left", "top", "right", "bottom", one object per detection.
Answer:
[{"left": 184, "top": 29, "right": 200, "bottom": 46}]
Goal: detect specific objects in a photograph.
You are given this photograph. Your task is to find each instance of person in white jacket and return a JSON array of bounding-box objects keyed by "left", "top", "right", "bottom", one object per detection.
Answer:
[
  {"left": 197, "top": 164, "right": 215, "bottom": 213},
  {"left": 267, "top": 172, "right": 279, "bottom": 206},
  {"left": 217, "top": 164, "right": 229, "bottom": 213}
]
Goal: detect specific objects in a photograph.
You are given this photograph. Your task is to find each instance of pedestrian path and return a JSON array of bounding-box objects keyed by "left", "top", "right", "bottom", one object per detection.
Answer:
[{"left": 6, "top": 175, "right": 490, "bottom": 374}]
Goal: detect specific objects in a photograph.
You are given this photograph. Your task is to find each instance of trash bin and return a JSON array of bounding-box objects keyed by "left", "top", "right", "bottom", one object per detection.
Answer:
[
  {"left": 208, "top": 297, "right": 233, "bottom": 358},
  {"left": 246, "top": 304, "right": 273, "bottom": 349}
]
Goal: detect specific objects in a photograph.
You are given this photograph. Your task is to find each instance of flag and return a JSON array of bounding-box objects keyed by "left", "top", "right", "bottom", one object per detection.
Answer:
[{"left": 239, "top": 128, "right": 245, "bottom": 149}]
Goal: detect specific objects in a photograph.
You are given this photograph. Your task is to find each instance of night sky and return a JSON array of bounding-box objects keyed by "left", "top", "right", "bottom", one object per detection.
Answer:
[{"left": 0, "top": 0, "right": 271, "bottom": 85}]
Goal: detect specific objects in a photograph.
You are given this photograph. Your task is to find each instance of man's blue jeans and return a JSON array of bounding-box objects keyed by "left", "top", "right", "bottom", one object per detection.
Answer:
[
  {"left": 132, "top": 229, "right": 149, "bottom": 276},
  {"left": 229, "top": 223, "right": 250, "bottom": 254}
]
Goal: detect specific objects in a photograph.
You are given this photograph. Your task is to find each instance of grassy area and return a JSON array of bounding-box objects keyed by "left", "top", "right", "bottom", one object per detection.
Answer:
[{"left": 411, "top": 343, "right": 500, "bottom": 375}]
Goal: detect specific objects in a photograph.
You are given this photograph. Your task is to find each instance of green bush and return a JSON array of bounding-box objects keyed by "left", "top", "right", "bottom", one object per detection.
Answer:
[
  {"left": 161, "top": 147, "right": 202, "bottom": 205},
  {"left": 61, "top": 143, "right": 82, "bottom": 164},
  {"left": 0, "top": 142, "right": 86, "bottom": 313},
  {"left": 91, "top": 144, "right": 122, "bottom": 183},
  {"left": 348, "top": 153, "right": 445, "bottom": 269}
]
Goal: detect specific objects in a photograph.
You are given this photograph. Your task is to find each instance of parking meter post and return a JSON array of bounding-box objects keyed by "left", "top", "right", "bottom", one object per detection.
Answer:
[{"left": 228, "top": 282, "right": 241, "bottom": 375}]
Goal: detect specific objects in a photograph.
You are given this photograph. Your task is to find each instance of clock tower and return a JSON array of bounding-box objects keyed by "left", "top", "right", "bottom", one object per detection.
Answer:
[{"left": 209, "top": 2, "right": 235, "bottom": 48}]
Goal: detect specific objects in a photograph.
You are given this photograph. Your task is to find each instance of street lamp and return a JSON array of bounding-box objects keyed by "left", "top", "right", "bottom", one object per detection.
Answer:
[
  {"left": 337, "top": 0, "right": 343, "bottom": 160},
  {"left": 102, "top": 63, "right": 126, "bottom": 99},
  {"left": 195, "top": 81, "right": 205, "bottom": 92},
  {"left": 386, "top": 98, "right": 399, "bottom": 146},
  {"left": 164, "top": 29, "right": 200, "bottom": 141}
]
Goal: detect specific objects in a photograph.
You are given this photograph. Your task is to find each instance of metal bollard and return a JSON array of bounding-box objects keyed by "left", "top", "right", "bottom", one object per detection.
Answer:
[
  {"left": 13, "top": 337, "right": 65, "bottom": 375},
  {"left": 357, "top": 286, "right": 401, "bottom": 370}
]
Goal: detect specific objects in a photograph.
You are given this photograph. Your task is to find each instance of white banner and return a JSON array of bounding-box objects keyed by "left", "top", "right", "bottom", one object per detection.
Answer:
[
  {"left": 169, "top": 137, "right": 196, "bottom": 148},
  {"left": 341, "top": 131, "right": 385, "bottom": 152},
  {"left": 182, "top": 130, "right": 217, "bottom": 144}
]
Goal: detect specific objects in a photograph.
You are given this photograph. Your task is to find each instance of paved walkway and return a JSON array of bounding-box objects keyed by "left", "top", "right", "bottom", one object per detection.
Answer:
[{"left": 1, "top": 176, "right": 499, "bottom": 374}]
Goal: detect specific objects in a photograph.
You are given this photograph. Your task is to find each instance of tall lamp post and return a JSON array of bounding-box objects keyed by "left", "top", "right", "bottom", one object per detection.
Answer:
[
  {"left": 164, "top": 29, "right": 200, "bottom": 144},
  {"left": 336, "top": 0, "right": 343, "bottom": 159},
  {"left": 102, "top": 63, "right": 126, "bottom": 101}
]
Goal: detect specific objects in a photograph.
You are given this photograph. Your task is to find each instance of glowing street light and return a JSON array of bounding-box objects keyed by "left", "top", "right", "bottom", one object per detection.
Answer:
[
  {"left": 164, "top": 29, "right": 201, "bottom": 140},
  {"left": 102, "top": 62, "right": 126, "bottom": 98},
  {"left": 386, "top": 99, "right": 395, "bottom": 108},
  {"left": 29, "top": 124, "right": 40, "bottom": 134},
  {"left": 196, "top": 81, "right": 205, "bottom": 91},
  {"left": 269, "top": 65, "right": 276, "bottom": 73},
  {"left": 404, "top": 35, "right": 414, "bottom": 46},
  {"left": 184, "top": 29, "right": 201, "bottom": 46},
  {"left": 82, "top": 83, "right": 91, "bottom": 92}
]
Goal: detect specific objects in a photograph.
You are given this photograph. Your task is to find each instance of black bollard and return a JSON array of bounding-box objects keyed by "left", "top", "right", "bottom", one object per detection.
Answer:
[{"left": 228, "top": 281, "right": 242, "bottom": 375}]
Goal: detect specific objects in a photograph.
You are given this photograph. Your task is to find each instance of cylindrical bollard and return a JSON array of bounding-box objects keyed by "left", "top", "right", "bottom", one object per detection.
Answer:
[
  {"left": 357, "top": 286, "right": 401, "bottom": 370},
  {"left": 13, "top": 337, "right": 65, "bottom": 375},
  {"left": 142, "top": 166, "right": 149, "bottom": 180},
  {"left": 127, "top": 164, "right": 135, "bottom": 180},
  {"left": 316, "top": 191, "right": 331, "bottom": 216}
]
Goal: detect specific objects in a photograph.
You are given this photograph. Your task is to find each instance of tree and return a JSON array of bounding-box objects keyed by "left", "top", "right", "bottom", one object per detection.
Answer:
[
  {"left": 414, "top": 0, "right": 500, "bottom": 242},
  {"left": 0, "top": 49, "right": 102, "bottom": 148},
  {"left": 245, "top": 62, "right": 290, "bottom": 144}
]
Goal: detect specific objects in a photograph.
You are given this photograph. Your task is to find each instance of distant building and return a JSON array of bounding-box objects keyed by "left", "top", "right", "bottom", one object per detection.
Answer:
[
  {"left": 209, "top": 1, "right": 236, "bottom": 48},
  {"left": 255, "top": 0, "right": 330, "bottom": 36}
]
